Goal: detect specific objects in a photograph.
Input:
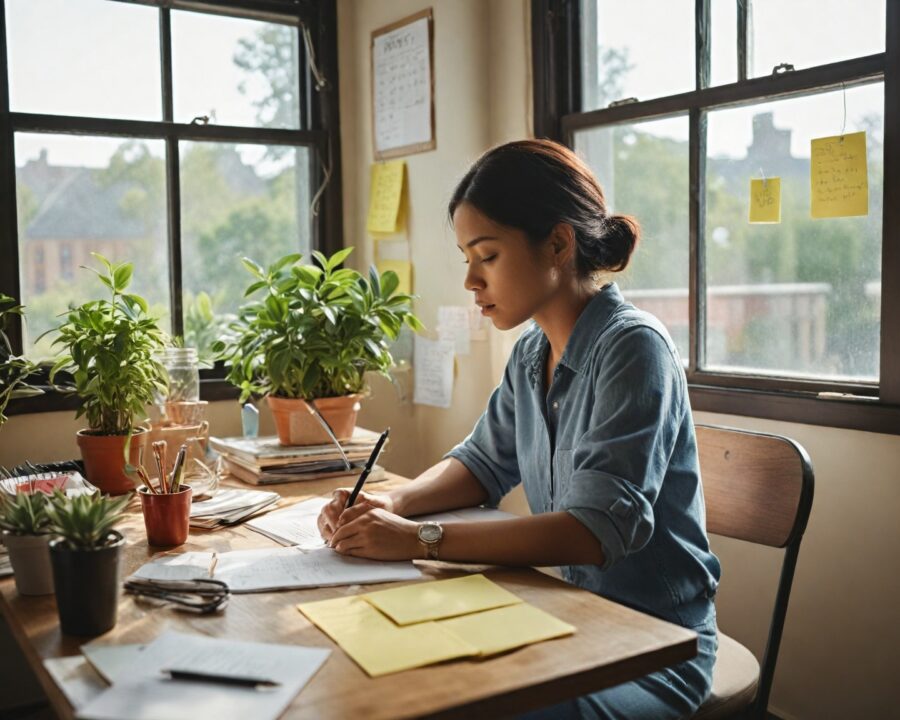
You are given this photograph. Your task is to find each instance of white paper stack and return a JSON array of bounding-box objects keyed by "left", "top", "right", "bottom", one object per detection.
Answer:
[
  {"left": 245, "top": 497, "right": 329, "bottom": 549},
  {"left": 189, "top": 489, "right": 279, "bottom": 529}
]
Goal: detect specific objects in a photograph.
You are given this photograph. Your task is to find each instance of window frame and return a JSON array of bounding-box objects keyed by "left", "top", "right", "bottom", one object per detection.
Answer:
[
  {"left": 533, "top": 0, "right": 900, "bottom": 434},
  {"left": 0, "top": 0, "right": 343, "bottom": 413}
]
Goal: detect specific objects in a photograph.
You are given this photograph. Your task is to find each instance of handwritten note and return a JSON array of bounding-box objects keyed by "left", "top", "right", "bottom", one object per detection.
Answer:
[
  {"left": 437, "top": 306, "right": 471, "bottom": 355},
  {"left": 373, "top": 16, "right": 432, "bottom": 155},
  {"left": 367, "top": 160, "right": 406, "bottom": 233},
  {"left": 810, "top": 131, "right": 868, "bottom": 218},
  {"left": 413, "top": 336, "right": 455, "bottom": 408},
  {"left": 749, "top": 177, "right": 781, "bottom": 223}
]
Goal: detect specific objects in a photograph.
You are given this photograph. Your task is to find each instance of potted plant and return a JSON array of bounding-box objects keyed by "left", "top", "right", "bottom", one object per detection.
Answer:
[
  {"left": 45, "top": 490, "right": 130, "bottom": 636},
  {"left": 47, "top": 254, "right": 168, "bottom": 494},
  {"left": 0, "top": 294, "right": 44, "bottom": 426},
  {"left": 0, "top": 488, "right": 54, "bottom": 595},
  {"left": 213, "top": 249, "right": 421, "bottom": 445}
]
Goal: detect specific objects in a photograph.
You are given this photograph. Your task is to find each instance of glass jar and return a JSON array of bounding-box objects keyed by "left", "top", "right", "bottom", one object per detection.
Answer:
[{"left": 157, "top": 347, "right": 200, "bottom": 404}]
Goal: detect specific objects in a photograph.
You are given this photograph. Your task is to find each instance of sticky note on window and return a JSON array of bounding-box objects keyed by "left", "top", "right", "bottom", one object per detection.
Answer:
[
  {"left": 810, "top": 131, "right": 868, "bottom": 219},
  {"left": 749, "top": 177, "right": 781, "bottom": 223},
  {"left": 367, "top": 160, "right": 406, "bottom": 234}
]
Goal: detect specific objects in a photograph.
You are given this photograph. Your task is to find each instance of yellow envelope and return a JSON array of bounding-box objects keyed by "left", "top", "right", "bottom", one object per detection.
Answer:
[
  {"left": 364, "top": 573, "right": 522, "bottom": 626},
  {"left": 810, "top": 131, "right": 868, "bottom": 218},
  {"left": 438, "top": 602, "right": 575, "bottom": 656},
  {"left": 297, "top": 595, "right": 477, "bottom": 677},
  {"left": 749, "top": 177, "right": 781, "bottom": 223}
]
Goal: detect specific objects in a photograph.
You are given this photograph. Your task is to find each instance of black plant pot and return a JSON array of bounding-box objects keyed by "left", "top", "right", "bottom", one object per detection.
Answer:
[{"left": 49, "top": 530, "right": 125, "bottom": 636}]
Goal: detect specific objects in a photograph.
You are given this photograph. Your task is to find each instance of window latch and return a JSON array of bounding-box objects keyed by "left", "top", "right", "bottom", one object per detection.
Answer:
[
  {"left": 771, "top": 62, "right": 795, "bottom": 76},
  {"left": 608, "top": 97, "right": 638, "bottom": 108}
]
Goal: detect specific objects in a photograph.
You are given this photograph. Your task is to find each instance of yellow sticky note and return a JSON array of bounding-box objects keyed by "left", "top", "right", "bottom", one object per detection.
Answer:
[
  {"left": 376, "top": 259, "right": 412, "bottom": 295},
  {"left": 438, "top": 602, "right": 575, "bottom": 656},
  {"left": 364, "top": 573, "right": 522, "bottom": 626},
  {"left": 749, "top": 177, "right": 781, "bottom": 223},
  {"left": 810, "top": 131, "right": 868, "bottom": 218},
  {"left": 297, "top": 595, "right": 477, "bottom": 677},
  {"left": 367, "top": 160, "right": 406, "bottom": 234}
]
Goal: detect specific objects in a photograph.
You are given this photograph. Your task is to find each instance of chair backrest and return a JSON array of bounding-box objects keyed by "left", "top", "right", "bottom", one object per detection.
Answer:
[{"left": 695, "top": 424, "right": 814, "bottom": 718}]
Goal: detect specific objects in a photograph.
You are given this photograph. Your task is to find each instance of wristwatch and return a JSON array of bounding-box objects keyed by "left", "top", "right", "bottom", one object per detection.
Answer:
[{"left": 416, "top": 521, "right": 443, "bottom": 560}]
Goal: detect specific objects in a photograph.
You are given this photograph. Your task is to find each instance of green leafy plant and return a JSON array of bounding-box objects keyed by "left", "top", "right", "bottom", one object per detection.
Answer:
[
  {"left": 0, "top": 295, "right": 44, "bottom": 426},
  {"left": 183, "top": 291, "right": 234, "bottom": 367},
  {"left": 0, "top": 491, "right": 52, "bottom": 535},
  {"left": 46, "top": 254, "right": 168, "bottom": 435},
  {"left": 45, "top": 490, "right": 130, "bottom": 550},
  {"left": 213, "top": 249, "right": 422, "bottom": 402}
]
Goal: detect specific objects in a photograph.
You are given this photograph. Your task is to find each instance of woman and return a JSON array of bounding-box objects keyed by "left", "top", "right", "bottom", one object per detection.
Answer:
[{"left": 318, "top": 139, "right": 720, "bottom": 719}]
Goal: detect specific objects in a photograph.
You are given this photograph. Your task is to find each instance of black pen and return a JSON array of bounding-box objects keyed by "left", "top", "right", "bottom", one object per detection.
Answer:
[
  {"left": 162, "top": 668, "right": 281, "bottom": 688},
  {"left": 345, "top": 428, "right": 390, "bottom": 508}
]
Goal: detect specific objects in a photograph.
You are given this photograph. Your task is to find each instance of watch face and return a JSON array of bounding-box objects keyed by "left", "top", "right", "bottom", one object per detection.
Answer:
[{"left": 418, "top": 523, "right": 442, "bottom": 543}]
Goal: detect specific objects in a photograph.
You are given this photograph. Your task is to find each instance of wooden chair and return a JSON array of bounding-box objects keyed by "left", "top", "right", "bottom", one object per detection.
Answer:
[{"left": 692, "top": 425, "right": 814, "bottom": 720}]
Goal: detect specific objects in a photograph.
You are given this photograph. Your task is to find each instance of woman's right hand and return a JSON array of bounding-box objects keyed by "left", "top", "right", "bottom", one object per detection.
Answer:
[{"left": 317, "top": 488, "right": 395, "bottom": 543}]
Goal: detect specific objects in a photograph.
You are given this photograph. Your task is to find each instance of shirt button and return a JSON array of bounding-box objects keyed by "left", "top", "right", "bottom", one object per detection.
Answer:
[{"left": 552, "top": 401, "right": 559, "bottom": 410}]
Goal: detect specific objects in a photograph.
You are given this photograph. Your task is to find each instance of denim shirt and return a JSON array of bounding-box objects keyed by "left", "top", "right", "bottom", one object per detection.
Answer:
[{"left": 446, "top": 283, "right": 721, "bottom": 628}]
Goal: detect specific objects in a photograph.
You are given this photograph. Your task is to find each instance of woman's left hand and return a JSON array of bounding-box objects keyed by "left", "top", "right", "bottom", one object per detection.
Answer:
[{"left": 329, "top": 503, "right": 421, "bottom": 561}]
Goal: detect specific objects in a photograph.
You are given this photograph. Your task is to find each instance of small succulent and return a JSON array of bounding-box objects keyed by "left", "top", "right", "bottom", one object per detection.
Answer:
[
  {"left": 45, "top": 491, "right": 131, "bottom": 550},
  {"left": 0, "top": 491, "right": 52, "bottom": 535}
]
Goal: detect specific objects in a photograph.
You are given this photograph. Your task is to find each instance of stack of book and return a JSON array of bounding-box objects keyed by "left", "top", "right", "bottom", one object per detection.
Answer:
[{"left": 210, "top": 428, "right": 387, "bottom": 486}]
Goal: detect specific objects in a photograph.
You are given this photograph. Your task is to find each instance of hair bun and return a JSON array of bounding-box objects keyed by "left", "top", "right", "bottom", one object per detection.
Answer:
[{"left": 602, "top": 214, "right": 640, "bottom": 271}]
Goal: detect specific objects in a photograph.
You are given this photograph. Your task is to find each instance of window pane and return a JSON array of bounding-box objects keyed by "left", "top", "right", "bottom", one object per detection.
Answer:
[
  {"left": 705, "top": 83, "right": 883, "bottom": 380},
  {"left": 172, "top": 11, "right": 300, "bottom": 129},
  {"left": 750, "top": 0, "right": 885, "bottom": 77},
  {"left": 580, "top": 0, "right": 695, "bottom": 110},
  {"left": 180, "top": 143, "right": 312, "bottom": 362},
  {"left": 6, "top": 0, "right": 161, "bottom": 120},
  {"left": 710, "top": 0, "right": 737, "bottom": 87},
  {"left": 575, "top": 116, "right": 690, "bottom": 361},
  {"left": 15, "top": 135, "right": 169, "bottom": 358}
]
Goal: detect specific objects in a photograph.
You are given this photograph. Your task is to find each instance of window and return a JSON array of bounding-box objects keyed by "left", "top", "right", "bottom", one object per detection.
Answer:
[
  {"left": 533, "top": 0, "right": 899, "bottom": 433},
  {"left": 1, "top": 0, "right": 342, "bottom": 409}
]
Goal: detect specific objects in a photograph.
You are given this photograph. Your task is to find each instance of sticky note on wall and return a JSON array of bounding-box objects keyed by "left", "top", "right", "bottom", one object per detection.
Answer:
[
  {"left": 810, "top": 131, "right": 868, "bottom": 219},
  {"left": 749, "top": 177, "right": 781, "bottom": 223},
  {"left": 367, "top": 160, "right": 406, "bottom": 233}
]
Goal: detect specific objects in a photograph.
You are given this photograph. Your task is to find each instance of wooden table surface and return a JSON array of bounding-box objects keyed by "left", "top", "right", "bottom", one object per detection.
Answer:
[{"left": 0, "top": 473, "right": 697, "bottom": 719}]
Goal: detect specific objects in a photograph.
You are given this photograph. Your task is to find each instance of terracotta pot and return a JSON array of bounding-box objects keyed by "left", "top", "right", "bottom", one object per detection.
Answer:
[
  {"left": 76, "top": 428, "right": 147, "bottom": 495},
  {"left": 266, "top": 394, "right": 362, "bottom": 446},
  {"left": 2, "top": 531, "right": 54, "bottom": 596},
  {"left": 138, "top": 485, "right": 192, "bottom": 547}
]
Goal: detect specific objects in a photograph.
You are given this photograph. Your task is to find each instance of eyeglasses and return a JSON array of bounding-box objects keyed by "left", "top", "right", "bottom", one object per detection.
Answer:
[{"left": 123, "top": 577, "right": 230, "bottom": 614}]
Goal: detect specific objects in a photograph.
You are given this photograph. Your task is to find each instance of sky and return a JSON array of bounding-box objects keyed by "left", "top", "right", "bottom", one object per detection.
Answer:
[{"left": 5, "top": 0, "right": 887, "bottom": 167}]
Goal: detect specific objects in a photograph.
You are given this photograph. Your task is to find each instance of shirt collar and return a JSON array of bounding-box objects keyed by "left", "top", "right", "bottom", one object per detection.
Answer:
[{"left": 524, "top": 282, "right": 625, "bottom": 384}]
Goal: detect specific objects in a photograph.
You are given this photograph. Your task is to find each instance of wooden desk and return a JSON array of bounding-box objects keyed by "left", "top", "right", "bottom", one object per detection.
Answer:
[{"left": 0, "top": 474, "right": 697, "bottom": 719}]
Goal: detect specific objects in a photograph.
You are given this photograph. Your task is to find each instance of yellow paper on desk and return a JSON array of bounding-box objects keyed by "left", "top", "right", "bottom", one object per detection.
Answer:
[
  {"left": 438, "top": 602, "right": 575, "bottom": 656},
  {"left": 297, "top": 595, "right": 477, "bottom": 677},
  {"left": 367, "top": 160, "right": 406, "bottom": 233},
  {"left": 364, "top": 573, "right": 521, "bottom": 626},
  {"left": 810, "top": 131, "right": 868, "bottom": 218}
]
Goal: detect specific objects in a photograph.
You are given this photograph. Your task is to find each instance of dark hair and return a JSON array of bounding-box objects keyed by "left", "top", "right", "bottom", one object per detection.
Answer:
[{"left": 448, "top": 139, "right": 639, "bottom": 276}]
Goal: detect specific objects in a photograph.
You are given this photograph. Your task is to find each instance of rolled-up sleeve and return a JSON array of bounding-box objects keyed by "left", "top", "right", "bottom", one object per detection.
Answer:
[
  {"left": 560, "top": 326, "right": 685, "bottom": 570},
  {"left": 444, "top": 356, "right": 521, "bottom": 507}
]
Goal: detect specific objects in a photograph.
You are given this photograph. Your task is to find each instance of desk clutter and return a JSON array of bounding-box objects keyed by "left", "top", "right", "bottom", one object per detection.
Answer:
[
  {"left": 298, "top": 574, "right": 575, "bottom": 677},
  {"left": 44, "top": 631, "right": 329, "bottom": 720}
]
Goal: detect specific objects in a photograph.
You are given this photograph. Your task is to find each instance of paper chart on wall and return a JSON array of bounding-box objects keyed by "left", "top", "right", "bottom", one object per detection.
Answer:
[
  {"left": 413, "top": 336, "right": 454, "bottom": 408},
  {"left": 437, "top": 306, "right": 471, "bottom": 355}
]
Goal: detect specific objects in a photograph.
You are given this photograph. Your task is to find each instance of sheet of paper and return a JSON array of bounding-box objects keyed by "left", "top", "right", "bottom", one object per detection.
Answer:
[
  {"left": 298, "top": 595, "right": 476, "bottom": 677},
  {"left": 367, "top": 160, "right": 405, "bottom": 233},
  {"left": 413, "top": 336, "right": 454, "bottom": 408},
  {"left": 190, "top": 489, "right": 279, "bottom": 518},
  {"left": 132, "top": 547, "right": 421, "bottom": 593},
  {"left": 81, "top": 643, "right": 147, "bottom": 684},
  {"left": 437, "top": 602, "right": 575, "bottom": 656},
  {"left": 749, "top": 177, "right": 781, "bottom": 223},
  {"left": 373, "top": 17, "right": 432, "bottom": 154},
  {"left": 364, "top": 573, "right": 521, "bottom": 626},
  {"left": 376, "top": 259, "right": 413, "bottom": 295},
  {"left": 246, "top": 496, "right": 328, "bottom": 549},
  {"left": 810, "top": 131, "right": 868, "bottom": 218},
  {"left": 437, "top": 306, "right": 471, "bottom": 355},
  {"left": 44, "top": 656, "right": 108, "bottom": 710},
  {"left": 76, "top": 631, "right": 329, "bottom": 720}
]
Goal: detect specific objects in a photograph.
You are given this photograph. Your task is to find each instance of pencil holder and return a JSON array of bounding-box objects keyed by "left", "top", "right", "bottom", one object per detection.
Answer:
[{"left": 139, "top": 485, "right": 192, "bottom": 547}]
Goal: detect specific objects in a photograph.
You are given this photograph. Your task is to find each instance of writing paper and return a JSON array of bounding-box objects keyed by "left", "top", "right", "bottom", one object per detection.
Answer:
[
  {"left": 44, "top": 656, "right": 108, "bottom": 710},
  {"left": 437, "top": 602, "right": 575, "bottom": 656},
  {"left": 437, "top": 306, "right": 471, "bottom": 355},
  {"left": 413, "top": 336, "right": 454, "bottom": 408},
  {"left": 246, "top": 496, "right": 328, "bottom": 549},
  {"left": 810, "top": 131, "right": 868, "bottom": 218},
  {"left": 367, "top": 160, "right": 405, "bottom": 233},
  {"left": 377, "top": 259, "right": 413, "bottom": 295},
  {"left": 749, "top": 177, "right": 781, "bottom": 223}
]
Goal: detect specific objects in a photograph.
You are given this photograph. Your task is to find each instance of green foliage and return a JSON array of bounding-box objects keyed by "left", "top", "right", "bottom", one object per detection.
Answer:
[
  {"left": 213, "top": 249, "right": 423, "bottom": 402},
  {"left": 47, "top": 254, "right": 168, "bottom": 435},
  {"left": 0, "top": 491, "right": 52, "bottom": 535},
  {"left": 0, "top": 295, "right": 43, "bottom": 426},
  {"left": 44, "top": 490, "right": 130, "bottom": 550},
  {"left": 183, "top": 291, "right": 234, "bottom": 367}
]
